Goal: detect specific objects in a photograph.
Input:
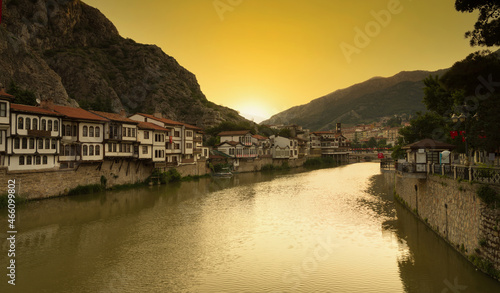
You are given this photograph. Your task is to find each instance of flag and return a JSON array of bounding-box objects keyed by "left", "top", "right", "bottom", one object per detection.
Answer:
[
  {"left": 378, "top": 153, "right": 385, "bottom": 159},
  {"left": 450, "top": 131, "right": 458, "bottom": 139}
]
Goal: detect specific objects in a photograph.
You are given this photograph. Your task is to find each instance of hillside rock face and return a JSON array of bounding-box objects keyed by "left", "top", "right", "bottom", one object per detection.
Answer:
[
  {"left": 262, "top": 70, "right": 448, "bottom": 130},
  {"left": 0, "top": 0, "right": 245, "bottom": 127}
]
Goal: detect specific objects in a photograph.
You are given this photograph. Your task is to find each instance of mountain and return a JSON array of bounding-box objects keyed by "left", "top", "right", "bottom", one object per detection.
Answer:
[
  {"left": 0, "top": 0, "right": 247, "bottom": 128},
  {"left": 262, "top": 69, "right": 448, "bottom": 130}
]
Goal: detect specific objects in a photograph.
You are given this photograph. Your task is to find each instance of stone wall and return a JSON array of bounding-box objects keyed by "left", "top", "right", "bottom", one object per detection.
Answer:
[
  {"left": 391, "top": 171, "right": 500, "bottom": 274},
  {"left": 236, "top": 157, "right": 307, "bottom": 173},
  {"left": 0, "top": 160, "right": 155, "bottom": 199}
]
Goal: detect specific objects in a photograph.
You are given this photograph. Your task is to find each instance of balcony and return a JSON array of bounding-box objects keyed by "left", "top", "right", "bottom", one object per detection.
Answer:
[{"left": 28, "top": 129, "right": 52, "bottom": 137}]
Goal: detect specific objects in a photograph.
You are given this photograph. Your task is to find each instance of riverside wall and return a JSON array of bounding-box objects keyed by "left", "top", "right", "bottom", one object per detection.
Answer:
[
  {"left": 383, "top": 170, "right": 500, "bottom": 276},
  {"left": 1, "top": 157, "right": 309, "bottom": 199}
]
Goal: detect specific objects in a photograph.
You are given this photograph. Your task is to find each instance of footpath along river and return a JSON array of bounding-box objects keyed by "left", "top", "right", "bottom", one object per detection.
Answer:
[{"left": 1, "top": 162, "right": 500, "bottom": 292}]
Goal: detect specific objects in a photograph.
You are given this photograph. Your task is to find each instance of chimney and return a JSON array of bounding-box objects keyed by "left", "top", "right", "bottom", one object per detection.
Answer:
[
  {"left": 119, "top": 109, "right": 126, "bottom": 117},
  {"left": 40, "top": 98, "right": 55, "bottom": 110},
  {"left": 153, "top": 112, "right": 163, "bottom": 119}
]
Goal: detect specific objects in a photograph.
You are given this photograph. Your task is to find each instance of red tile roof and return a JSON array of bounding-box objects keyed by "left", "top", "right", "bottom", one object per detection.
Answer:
[
  {"left": 136, "top": 113, "right": 202, "bottom": 131},
  {"left": 217, "top": 141, "right": 242, "bottom": 147},
  {"left": 252, "top": 134, "right": 268, "bottom": 140},
  {"left": 218, "top": 130, "right": 251, "bottom": 136},
  {"left": 10, "top": 103, "right": 64, "bottom": 116},
  {"left": 52, "top": 105, "right": 109, "bottom": 122},
  {"left": 90, "top": 110, "right": 139, "bottom": 124},
  {"left": 137, "top": 121, "right": 169, "bottom": 132},
  {"left": 0, "top": 89, "right": 14, "bottom": 99}
]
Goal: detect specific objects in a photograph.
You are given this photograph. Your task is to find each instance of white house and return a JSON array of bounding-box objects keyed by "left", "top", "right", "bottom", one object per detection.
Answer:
[
  {"left": 91, "top": 110, "right": 139, "bottom": 159},
  {"left": 219, "top": 130, "right": 253, "bottom": 146},
  {"left": 136, "top": 121, "right": 170, "bottom": 167},
  {"left": 0, "top": 88, "right": 13, "bottom": 165},
  {"left": 51, "top": 104, "right": 108, "bottom": 167},
  {"left": 270, "top": 135, "right": 298, "bottom": 159},
  {"left": 5, "top": 103, "right": 63, "bottom": 171},
  {"left": 129, "top": 113, "right": 203, "bottom": 165}
]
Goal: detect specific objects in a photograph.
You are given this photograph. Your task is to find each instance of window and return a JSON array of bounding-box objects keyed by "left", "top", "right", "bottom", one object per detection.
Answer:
[
  {"left": 229, "top": 148, "right": 234, "bottom": 155},
  {"left": 19, "top": 156, "right": 24, "bottom": 166},
  {"left": 72, "top": 125, "right": 77, "bottom": 136},
  {"left": 113, "top": 143, "right": 117, "bottom": 152},
  {"left": 186, "top": 131, "right": 193, "bottom": 137},
  {"left": 83, "top": 126, "right": 88, "bottom": 137},
  {"left": 89, "top": 126, "right": 94, "bottom": 137},
  {"left": 26, "top": 156, "right": 32, "bottom": 165},
  {"left": 174, "top": 131, "right": 180, "bottom": 137},
  {"left": 132, "top": 129, "right": 136, "bottom": 137},
  {"left": 142, "top": 146, "right": 148, "bottom": 154},
  {"left": 186, "top": 143, "right": 193, "bottom": 149},
  {"left": 65, "top": 125, "right": 71, "bottom": 136},
  {"left": 29, "top": 138, "right": 35, "bottom": 149},
  {"left": 128, "top": 128, "right": 131, "bottom": 137},
  {"left": 64, "top": 145, "right": 70, "bottom": 156},
  {"left": 96, "top": 145, "right": 100, "bottom": 156},
  {"left": 18, "top": 117, "right": 23, "bottom": 130},
  {"left": 35, "top": 156, "right": 41, "bottom": 165},
  {"left": 108, "top": 143, "right": 112, "bottom": 152},
  {"left": 119, "top": 144, "right": 123, "bottom": 153},
  {"left": 26, "top": 118, "right": 31, "bottom": 130},
  {"left": 123, "top": 127, "right": 127, "bottom": 137},
  {"left": 54, "top": 120, "right": 59, "bottom": 131},
  {"left": 83, "top": 145, "right": 88, "bottom": 156},
  {"left": 41, "top": 119, "right": 47, "bottom": 131},
  {"left": 48, "top": 120, "right": 52, "bottom": 131},
  {"left": 45, "top": 139, "right": 50, "bottom": 149},
  {"left": 174, "top": 143, "right": 180, "bottom": 150},
  {"left": 38, "top": 139, "right": 44, "bottom": 149},
  {"left": 33, "top": 118, "right": 38, "bottom": 130},
  {"left": 51, "top": 139, "right": 56, "bottom": 149},
  {"left": 95, "top": 126, "right": 100, "bottom": 137},
  {"left": 144, "top": 131, "right": 149, "bottom": 139},
  {"left": 0, "top": 102, "right": 6, "bottom": 117},
  {"left": 43, "top": 156, "right": 48, "bottom": 165},
  {"left": 14, "top": 138, "right": 20, "bottom": 149},
  {"left": 89, "top": 145, "right": 94, "bottom": 156}
]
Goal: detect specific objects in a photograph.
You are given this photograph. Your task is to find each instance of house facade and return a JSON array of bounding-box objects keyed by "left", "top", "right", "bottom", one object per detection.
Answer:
[
  {"left": 91, "top": 111, "right": 139, "bottom": 159},
  {"left": 5, "top": 103, "right": 63, "bottom": 171}
]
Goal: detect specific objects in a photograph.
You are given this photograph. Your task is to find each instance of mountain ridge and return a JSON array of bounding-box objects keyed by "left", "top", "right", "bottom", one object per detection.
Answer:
[{"left": 262, "top": 69, "right": 448, "bottom": 130}]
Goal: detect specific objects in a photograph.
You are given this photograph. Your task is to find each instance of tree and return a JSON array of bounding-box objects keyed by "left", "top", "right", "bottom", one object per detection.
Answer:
[
  {"left": 366, "top": 137, "right": 377, "bottom": 148},
  {"left": 455, "top": 0, "right": 500, "bottom": 46},
  {"left": 422, "top": 75, "right": 454, "bottom": 116},
  {"left": 7, "top": 82, "right": 38, "bottom": 106}
]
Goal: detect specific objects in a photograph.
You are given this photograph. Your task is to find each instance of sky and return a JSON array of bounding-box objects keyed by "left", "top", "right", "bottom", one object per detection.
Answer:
[{"left": 84, "top": 0, "right": 484, "bottom": 123}]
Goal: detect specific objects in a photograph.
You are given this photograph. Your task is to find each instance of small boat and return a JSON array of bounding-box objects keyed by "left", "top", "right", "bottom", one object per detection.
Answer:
[{"left": 213, "top": 168, "right": 233, "bottom": 178}]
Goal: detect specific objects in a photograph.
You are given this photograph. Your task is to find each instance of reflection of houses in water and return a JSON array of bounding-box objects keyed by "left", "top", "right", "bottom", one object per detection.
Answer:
[{"left": 1, "top": 225, "right": 59, "bottom": 250}]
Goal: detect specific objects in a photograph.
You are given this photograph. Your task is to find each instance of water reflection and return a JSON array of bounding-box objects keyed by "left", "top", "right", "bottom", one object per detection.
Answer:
[{"left": 1, "top": 164, "right": 499, "bottom": 292}]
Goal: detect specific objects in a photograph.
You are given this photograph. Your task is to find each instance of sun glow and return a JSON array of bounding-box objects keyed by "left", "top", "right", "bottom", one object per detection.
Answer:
[{"left": 231, "top": 100, "right": 275, "bottom": 123}]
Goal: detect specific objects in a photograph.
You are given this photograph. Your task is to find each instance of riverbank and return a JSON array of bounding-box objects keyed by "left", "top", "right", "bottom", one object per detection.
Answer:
[
  {"left": 382, "top": 169, "right": 500, "bottom": 280},
  {"left": 0, "top": 156, "right": 344, "bottom": 203}
]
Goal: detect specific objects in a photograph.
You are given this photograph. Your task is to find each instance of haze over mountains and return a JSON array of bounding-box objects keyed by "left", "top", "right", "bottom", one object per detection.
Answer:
[{"left": 262, "top": 69, "right": 448, "bottom": 130}]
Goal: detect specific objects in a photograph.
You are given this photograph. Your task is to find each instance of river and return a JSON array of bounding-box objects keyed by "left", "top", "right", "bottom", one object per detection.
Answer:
[{"left": 1, "top": 162, "right": 499, "bottom": 292}]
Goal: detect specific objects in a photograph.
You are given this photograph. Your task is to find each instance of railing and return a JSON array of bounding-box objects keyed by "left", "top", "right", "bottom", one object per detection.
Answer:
[{"left": 386, "top": 160, "right": 500, "bottom": 185}]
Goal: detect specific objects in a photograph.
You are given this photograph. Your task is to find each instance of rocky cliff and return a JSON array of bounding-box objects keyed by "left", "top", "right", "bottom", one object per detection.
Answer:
[
  {"left": 262, "top": 69, "right": 448, "bottom": 130},
  {"left": 0, "top": 0, "right": 246, "bottom": 127}
]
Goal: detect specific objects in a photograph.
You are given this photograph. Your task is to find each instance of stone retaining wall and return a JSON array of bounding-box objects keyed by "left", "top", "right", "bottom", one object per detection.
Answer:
[{"left": 386, "top": 170, "right": 500, "bottom": 275}]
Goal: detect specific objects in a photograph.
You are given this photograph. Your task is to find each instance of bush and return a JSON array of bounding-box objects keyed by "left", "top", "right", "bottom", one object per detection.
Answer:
[
  {"left": 304, "top": 157, "right": 337, "bottom": 168},
  {"left": 477, "top": 184, "right": 500, "bottom": 207},
  {"left": 67, "top": 184, "right": 104, "bottom": 196}
]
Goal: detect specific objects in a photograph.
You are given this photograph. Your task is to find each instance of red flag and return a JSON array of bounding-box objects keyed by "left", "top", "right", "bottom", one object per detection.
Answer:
[
  {"left": 169, "top": 136, "right": 173, "bottom": 143},
  {"left": 450, "top": 131, "right": 458, "bottom": 139},
  {"left": 378, "top": 153, "right": 385, "bottom": 159}
]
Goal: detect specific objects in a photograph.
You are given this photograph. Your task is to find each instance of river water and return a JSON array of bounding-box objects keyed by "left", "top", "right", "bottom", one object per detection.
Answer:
[{"left": 1, "top": 162, "right": 500, "bottom": 292}]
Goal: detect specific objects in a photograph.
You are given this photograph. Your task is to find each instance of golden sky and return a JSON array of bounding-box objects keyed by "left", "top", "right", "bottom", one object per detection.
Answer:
[{"left": 85, "top": 0, "right": 482, "bottom": 122}]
